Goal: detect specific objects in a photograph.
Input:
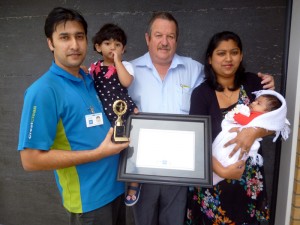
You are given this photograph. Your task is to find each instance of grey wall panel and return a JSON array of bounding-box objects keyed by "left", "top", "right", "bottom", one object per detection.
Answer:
[{"left": 0, "top": 1, "right": 287, "bottom": 224}]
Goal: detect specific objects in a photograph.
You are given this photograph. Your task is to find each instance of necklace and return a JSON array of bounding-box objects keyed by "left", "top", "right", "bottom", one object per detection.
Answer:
[{"left": 222, "top": 90, "right": 233, "bottom": 99}]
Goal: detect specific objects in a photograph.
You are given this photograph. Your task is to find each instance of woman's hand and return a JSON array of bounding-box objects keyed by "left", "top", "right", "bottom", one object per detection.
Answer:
[
  {"left": 224, "top": 127, "right": 271, "bottom": 160},
  {"left": 223, "top": 160, "right": 245, "bottom": 180},
  {"left": 225, "top": 127, "right": 257, "bottom": 160},
  {"left": 213, "top": 157, "right": 245, "bottom": 180}
]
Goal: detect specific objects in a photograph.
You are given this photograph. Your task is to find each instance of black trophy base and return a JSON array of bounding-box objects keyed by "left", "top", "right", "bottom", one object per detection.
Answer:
[{"left": 113, "top": 125, "right": 129, "bottom": 143}]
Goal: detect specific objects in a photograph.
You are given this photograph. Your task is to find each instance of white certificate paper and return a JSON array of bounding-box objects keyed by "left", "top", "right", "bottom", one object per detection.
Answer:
[{"left": 136, "top": 128, "right": 195, "bottom": 170}]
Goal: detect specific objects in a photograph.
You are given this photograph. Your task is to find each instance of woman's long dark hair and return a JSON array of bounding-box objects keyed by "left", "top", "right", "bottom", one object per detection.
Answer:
[{"left": 204, "top": 31, "right": 246, "bottom": 91}]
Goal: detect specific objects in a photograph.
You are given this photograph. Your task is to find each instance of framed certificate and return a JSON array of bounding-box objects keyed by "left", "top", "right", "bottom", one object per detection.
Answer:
[{"left": 117, "top": 113, "right": 212, "bottom": 187}]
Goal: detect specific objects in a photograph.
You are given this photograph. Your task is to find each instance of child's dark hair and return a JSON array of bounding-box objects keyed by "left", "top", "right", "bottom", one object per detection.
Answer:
[
  {"left": 92, "top": 23, "right": 127, "bottom": 51},
  {"left": 261, "top": 94, "right": 282, "bottom": 112}
]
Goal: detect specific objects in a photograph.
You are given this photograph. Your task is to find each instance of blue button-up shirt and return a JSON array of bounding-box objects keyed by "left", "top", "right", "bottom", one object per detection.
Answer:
[{"left": 129, "top": 52, "right": 204, "bottom": 114}]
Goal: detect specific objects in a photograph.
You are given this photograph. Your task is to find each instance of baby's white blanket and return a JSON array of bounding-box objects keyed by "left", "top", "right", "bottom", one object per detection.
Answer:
[{"left": 213, "top": 90, "right": 290, "bottom": 185}]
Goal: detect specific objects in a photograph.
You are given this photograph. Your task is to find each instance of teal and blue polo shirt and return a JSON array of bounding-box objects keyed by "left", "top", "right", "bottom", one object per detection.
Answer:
[{"left": 18, "top": 62, "right": 124, "bottom": 213}]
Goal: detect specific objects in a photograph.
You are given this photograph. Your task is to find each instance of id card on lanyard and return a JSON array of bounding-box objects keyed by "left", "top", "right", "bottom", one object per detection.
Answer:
[{"left": 85, "top": 112, "right": 103, "bottom": 127}]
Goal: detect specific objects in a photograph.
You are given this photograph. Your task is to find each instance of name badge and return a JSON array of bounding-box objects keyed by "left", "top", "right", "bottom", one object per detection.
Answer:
[{"left": 85, "top": 113, "right": 103, "bottom": 127}]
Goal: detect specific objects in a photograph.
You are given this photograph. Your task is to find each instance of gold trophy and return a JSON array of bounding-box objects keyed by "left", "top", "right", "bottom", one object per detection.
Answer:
[{"left": 112, "top": 100, "right": 129, "bottom": 142}]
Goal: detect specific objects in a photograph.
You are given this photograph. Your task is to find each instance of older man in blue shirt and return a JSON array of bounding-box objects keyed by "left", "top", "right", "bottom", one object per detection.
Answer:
[{"left": 128, "top": 12, "right": 204, "bottom": 225}]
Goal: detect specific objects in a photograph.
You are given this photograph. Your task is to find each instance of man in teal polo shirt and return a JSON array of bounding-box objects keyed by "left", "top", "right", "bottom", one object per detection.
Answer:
[{"left": 17, "top": 7, "right": 128, "bottom": 225}]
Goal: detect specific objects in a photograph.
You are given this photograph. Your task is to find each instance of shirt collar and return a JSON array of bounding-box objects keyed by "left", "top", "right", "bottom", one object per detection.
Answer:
[
  {"left": 49, "top": 61, "right": 88, "bottom": 82},
  {"left": 136, "top": 52, "right": 185, "bottom": 70},
  {"left": 169, "top": 54, "right": 185, "bottom": 69}
]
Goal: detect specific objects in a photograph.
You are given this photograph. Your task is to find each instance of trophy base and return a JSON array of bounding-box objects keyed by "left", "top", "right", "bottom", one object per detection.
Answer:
[
  {"left": 113, "top": 136, "right": 129, "bottom": 143},
  {"left": 113, "top": 125, "right": 129, "bottom": 143}
]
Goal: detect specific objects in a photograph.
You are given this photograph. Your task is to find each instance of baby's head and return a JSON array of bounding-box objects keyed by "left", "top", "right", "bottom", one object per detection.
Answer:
[
  {"left": 92, "top": 23, "right": 127, "bottom": 53},
  {"left": 250, "top": 94, "right": 282, "bottom": 113}
]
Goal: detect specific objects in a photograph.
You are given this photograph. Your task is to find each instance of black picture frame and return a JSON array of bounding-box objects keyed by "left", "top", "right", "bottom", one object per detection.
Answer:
[{"left": 117, "top": 113, "right": 213, "bottom": 187}]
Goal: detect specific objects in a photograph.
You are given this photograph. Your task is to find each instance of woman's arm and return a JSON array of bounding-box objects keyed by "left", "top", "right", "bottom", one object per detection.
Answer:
[
  {"left": 213, "top": 156, "right": 245, "bottom": 180},
  {"left": 225, "top": 127, "right": 273, "bottom": 160}
]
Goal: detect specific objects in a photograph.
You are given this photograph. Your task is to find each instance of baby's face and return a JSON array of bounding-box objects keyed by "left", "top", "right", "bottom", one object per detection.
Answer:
[{"left": 249, "top": 96, "right": 269, "bottom": 113}]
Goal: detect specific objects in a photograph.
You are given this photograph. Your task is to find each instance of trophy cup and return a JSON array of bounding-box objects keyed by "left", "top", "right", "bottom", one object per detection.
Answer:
[{"left": 112, "top": 100, "right": 129, "bottom": 142}]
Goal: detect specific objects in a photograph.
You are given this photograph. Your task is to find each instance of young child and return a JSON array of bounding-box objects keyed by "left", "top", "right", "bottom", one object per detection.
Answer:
[
  {"left": 213, "top": 90, "right": 290, "bottom": 185},
  {"left": 89, "top": 23, "right": 140, "bottom": 206},
  {"left": 89, "top": 23, "right": 136, "bottom": 124}
]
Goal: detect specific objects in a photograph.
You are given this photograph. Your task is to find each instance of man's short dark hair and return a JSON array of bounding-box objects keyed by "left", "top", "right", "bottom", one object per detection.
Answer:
[{"left": 44, "top": 7, "right": 88, "bottom": 39}]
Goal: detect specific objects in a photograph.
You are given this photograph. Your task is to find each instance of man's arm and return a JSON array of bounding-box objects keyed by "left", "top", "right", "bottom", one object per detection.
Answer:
[
  {"left": 258, "top": 72, "right": 275, "bottom": 90},
  {"left": 20, "top": 128, "right": 129, "bottom": 171}
]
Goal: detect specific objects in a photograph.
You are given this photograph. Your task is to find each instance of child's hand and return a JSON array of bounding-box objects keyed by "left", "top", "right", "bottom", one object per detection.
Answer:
[{"left": 112, "top": 50, "right": 123, "bottom": 64}]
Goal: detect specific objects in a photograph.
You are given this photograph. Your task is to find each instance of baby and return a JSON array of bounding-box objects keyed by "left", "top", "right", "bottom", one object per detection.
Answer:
[{"left": 213, "top": 90, "right": 290, "bottom": 185}]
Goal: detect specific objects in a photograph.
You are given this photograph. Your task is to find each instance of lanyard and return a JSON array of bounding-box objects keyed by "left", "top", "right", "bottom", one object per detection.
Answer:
[{"left": 70, "top": 77, "right": 98, "bottom": 114}]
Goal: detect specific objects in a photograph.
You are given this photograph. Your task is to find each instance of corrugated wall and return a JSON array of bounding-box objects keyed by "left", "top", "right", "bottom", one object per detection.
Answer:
[{"left": 0, "top": 1, "right": 287, "bottom": 224}]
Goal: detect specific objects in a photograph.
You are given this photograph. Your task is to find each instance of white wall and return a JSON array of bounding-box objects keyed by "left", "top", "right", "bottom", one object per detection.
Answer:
[{"left": 275, "top": 0, "right": 300, "bottom": 224}]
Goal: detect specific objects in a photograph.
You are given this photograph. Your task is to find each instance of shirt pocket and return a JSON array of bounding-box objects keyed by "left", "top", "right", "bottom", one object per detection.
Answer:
[{"left": 179, "top": 85, "right": 192, "bottom": 113}]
